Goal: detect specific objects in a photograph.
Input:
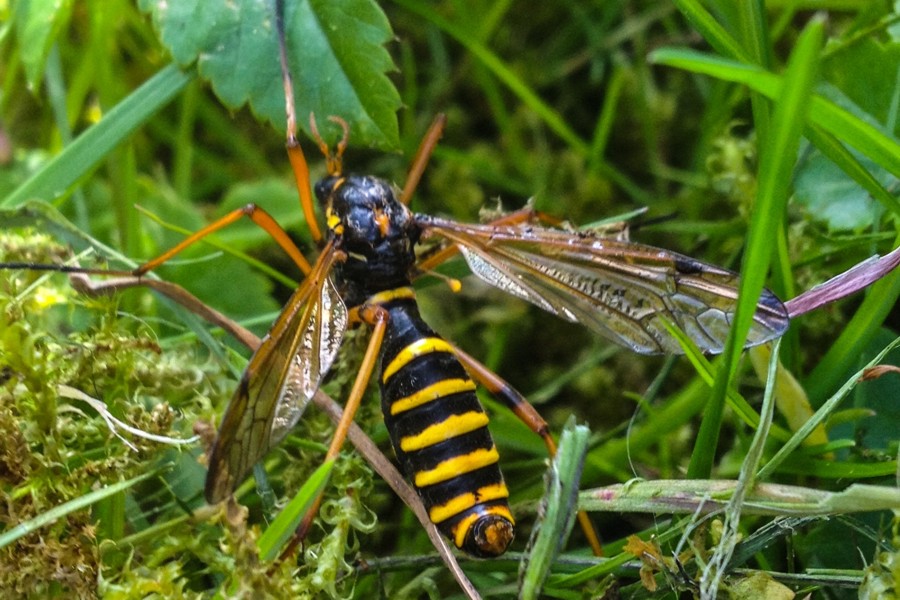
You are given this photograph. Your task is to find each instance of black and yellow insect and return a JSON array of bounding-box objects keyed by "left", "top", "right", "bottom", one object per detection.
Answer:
[
  {"left": 197, "top": 106, "right": 790, "bottom": 555},
  {"left": 1, "top": 2, "right": 792, "bottom": 559},
  {"left": 195, "top": 76, "right": 791, "bottom": 555}
]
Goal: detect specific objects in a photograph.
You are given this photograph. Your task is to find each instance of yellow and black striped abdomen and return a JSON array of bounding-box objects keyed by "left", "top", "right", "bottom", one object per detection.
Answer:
[{"left": 376, "top": 292, "right": 514, "bottom": 557}]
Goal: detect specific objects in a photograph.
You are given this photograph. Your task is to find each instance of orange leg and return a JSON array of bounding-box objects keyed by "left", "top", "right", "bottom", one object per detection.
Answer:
[
  {"left": 285, "top": 143, "right": 323, "bottom": 246},
  {"left": 399, "top": 114, "right": 447, "bottom": 206},
  {"left": 415, "top": 206, "right": 565, "bottom": 275},
  {"left": 450, "top": 343, "right": 605, "bottom": 557},
  {"left": 323, "top": 303, "right": 388, "bottom": 463},
  {"left": 276, "top": 0, "right": 324, "bottom": 245},
  {"left": 131, "top": 203, "right": 312, "bottom": 277},
  {"left": 280, "top": 303, "right": 389, "bottom": 560},
  {"left": 286, "top": 113, "right": 351, "bottom": 247}
]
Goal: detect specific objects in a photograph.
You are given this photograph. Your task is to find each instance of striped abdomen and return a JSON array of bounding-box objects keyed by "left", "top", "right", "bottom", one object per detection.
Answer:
[{"left": 375, "top": 289, "right": 514, "bottom": 557}]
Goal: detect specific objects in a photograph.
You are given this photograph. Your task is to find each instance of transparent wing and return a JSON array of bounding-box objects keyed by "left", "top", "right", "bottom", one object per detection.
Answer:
[
  {"left": 419, "top": 216, "right": 789, "bottom": 355},
  {"left": 205, "top": 247, "right": 347, "bottom": 502}
]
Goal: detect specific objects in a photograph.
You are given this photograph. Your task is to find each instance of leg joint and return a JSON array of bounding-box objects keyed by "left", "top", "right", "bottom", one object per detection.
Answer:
[{"left": 358, "top": 303, "right": 390, "bottom": 326}]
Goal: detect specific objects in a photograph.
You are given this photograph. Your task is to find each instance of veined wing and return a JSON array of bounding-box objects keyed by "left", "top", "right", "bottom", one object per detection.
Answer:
[
  {"left": 419, "top": 216, "right": 789, "bottom": 355},
  {"left": 205, "top": 244, "right": 348, "bottom": 503}
]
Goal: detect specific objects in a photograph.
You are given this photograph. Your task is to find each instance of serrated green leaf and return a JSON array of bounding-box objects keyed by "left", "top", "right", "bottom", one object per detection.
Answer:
[
  {"left": 13, "top": 0, "right": 75, "bottom": 89},
  {"left": 138, "top": 0, "right": 400, "bottom": 149}
]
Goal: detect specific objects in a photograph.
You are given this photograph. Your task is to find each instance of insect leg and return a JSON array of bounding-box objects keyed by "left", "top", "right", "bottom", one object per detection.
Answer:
[
  {"left": 70, "top": 274, "right": 260, "bottom": 350},
  {"left": 324, "top": 304, "right": 389, "bottom": 465},
  {"left": 132, "top": 203, "right": 312, "bottom": 277},
  {"left": 399, "top": 114, "right": 447, "bottom": 206},
  {"left": 484, "top": 206, "right": 566, "bottom": 228},
  {"left": 415, "top": 206, "right": 565, "bottom": 275},
  {"left": 281, "top": 303, "right": 390, "bottom": 560},
  {"left": 284, "top": 140, "right": 324, "bottom": 247},
  {"left": 450, "top": 343, "right": 605, "bottom": 557},
  {"left": 275, "top": 0, "right": 324, "bottom": 245}
]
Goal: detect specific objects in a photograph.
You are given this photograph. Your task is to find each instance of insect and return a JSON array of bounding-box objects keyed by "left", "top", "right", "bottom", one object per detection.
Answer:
[
  {"left": 195, "top": 111, "right": 791, "bottom": 557},
  {"left": 1, "top": 2, "right": 791, "bottom": 560},
  {"left": 193, "top": 5, "right": 790, "bottom": 557}
]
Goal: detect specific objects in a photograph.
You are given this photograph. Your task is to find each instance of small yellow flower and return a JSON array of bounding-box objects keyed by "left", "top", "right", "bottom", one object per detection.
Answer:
[{"left": 32, "top": 286, "right": 67, "bottom": 309}]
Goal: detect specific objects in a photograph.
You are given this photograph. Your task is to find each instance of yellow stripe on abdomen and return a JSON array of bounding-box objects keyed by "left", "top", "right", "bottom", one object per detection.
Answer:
[
  {"left": 382, "top": 337, "right": 456, "bottom": 383},
  {"left": 429, "top": 483, "right": 510, "bottom": 524},
  {"left": 389, "top": 378, "right": 476, "bottom": 415},
  {"left": 400, "top": 411, "right": 490, "bottom": 452},
  {"left": 414, "top": 447, "right": 500, "bottom": 487}
]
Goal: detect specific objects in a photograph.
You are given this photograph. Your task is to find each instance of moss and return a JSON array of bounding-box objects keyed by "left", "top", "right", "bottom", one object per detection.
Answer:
[{"left": 0, "top": 231, "right": 232, "bottom": 597}]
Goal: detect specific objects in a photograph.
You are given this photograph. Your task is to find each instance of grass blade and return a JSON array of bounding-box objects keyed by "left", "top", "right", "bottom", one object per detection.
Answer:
[
  {"left": 0, "top": 469, "right": 162, "bottom": 549},
  {"left": 1, "top": 65, "right": 193, "bottom": 209},
  {"left": 688, "top": 17, "right": 823, "bottom": 478}
]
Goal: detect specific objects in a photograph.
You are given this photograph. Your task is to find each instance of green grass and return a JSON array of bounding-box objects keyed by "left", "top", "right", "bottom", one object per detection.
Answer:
[{"left": 2, "top": 1, "right": 900, "bottom": 598}]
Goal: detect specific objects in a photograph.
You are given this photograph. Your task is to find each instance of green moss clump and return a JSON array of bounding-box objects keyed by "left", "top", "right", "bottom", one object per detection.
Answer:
[{"left": 0, "top": 231, "right": 232, "bottom": 597}]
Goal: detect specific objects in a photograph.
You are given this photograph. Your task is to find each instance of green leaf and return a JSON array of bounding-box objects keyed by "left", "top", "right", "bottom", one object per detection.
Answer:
[
  {"left": 794, "top": 146, "right": 887, "bottom": 232},
  {"left": 803, "top": 124, "right": 900, "bottom": 223},
  {"left": 670, "top": 0, "right": 751, "bottom": 63},
  {"left": 689, "top": 18, "right": 824, "bottom": 478},
  {"left": 759, "top": 335, "right": 900, "bottom": 480},
  {"left": 137, "top": 0, "right": 400, "bottom": 149},
  {"left": 13, "top": 0, "right": 75, "bottom": 89},
  {"left": 850, "top": 332, "right": 900, "bottom": 452},
  {"left": 794, "top": 82, "right": 899, "bottom": 231}
]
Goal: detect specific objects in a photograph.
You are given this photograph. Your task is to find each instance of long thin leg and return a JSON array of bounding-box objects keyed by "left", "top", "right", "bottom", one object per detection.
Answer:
[
  {"left": 70, "top": 274, "right": 259, "bottom": 350},
  {"left": 324, "top": 303, "right": 388, "bottom": 462},
  {"left": 280, "top": 303, "right": 389, "bottom": 561},
  {"left": 415, "top": 206, "right": 566, "bottom": 275},
  {"left": 285, "top": 143, "right": 323, "bottom": 246},
  {"left": 450, "top": 343, "right": 605, "bottom": 557},
  {"left": 30, "top": 7, "right": 318, "bottom": 286},
  {"left": 276, "top": 0, "right": 324, "bottom": 245},
  {"left": 133, "top": 203, "right": 312, "bottom": 276},
  {"left": 399, "top": 114, "right": 447, "bottom": 206}
]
